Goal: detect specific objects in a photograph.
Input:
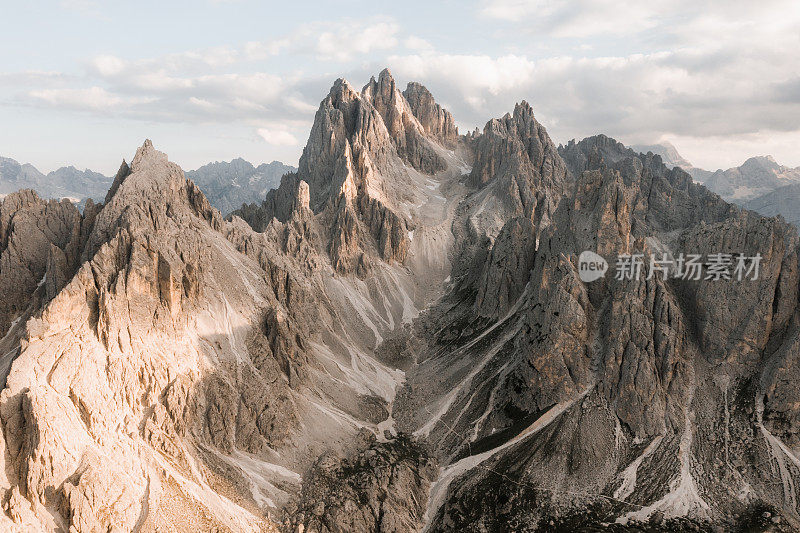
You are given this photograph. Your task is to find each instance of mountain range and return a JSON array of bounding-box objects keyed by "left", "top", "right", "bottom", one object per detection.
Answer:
[
  {"left": 0, "top": 68, "right": 799, "bottom": 532},
  {"left": 186, "top": 159, "right": 296, "bottom": 216},
  {"left": 0, "top": 157, "right": 112, "bottom": 204},
  {"left": 632, "top": 142, "right": 800, "bottom": 201},
  {"left": 0, "top": 156, "right": 295, "bottom": 216}
]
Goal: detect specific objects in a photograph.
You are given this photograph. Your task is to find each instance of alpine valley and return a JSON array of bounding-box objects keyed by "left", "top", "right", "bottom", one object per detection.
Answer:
[{"left": 1, "top": 68, "right": 799, "bottom": 532}]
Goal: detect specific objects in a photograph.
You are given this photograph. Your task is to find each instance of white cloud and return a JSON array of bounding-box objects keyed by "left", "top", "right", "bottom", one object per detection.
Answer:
[
  {"left": 390, "top": 53, "right": 536, "bottom": 102},
  {"left": 188, "top": 97, "right": 217, "bottom": 110},
  {"left": 92, "top": 54, "right": 125, "bottom": 76},
  {"left": 388, "top": 40, "right": 800, "bottom": 162},
  {"left": 257, "top": 128, "right": 299, "bottom": 146},
  {"left": 314, "top": 20, "right": 400, "bottom": 62},
  {"left": 7, "top": 7, "right": 800, "bottom": 169},
  {"left": 404, "top": 36, "right": 434, "bottom": 52},
  {"left": 54, "top": 16, "right": 404, "bottom": 125},
  {"left": 27, "top": 86, "right": 141, "bottom": 110},
  {"left": 665, "top": 130, "right": 800, "bottom": 170},
  {"left": 477, "top": 0, "right": 799, "bottom": 41},
  {"left": 478, "top": 0, "right": 660, "bottom": 37}
]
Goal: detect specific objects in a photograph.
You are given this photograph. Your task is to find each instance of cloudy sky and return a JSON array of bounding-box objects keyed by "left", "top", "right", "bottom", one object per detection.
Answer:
[{"left": 2, "top": 0, "right": 799, "bottom": 174}]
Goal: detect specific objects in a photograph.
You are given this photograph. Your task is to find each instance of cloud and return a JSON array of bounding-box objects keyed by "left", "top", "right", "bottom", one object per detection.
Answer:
[
  {"left": 5, "top": 7, "right": 800, "bottom": 170},
  {"left": 20, "top": 16, "right": 404, "bottom": 126},
  {"left": 477, "top": 0, "right": 661, "bottom": 37},
  {"left": 71, "top": 53, "right": 320, "bottom": 123},
  {"left": 0, "top": 71, "right": 72, "bottom": 86},
  {"left": 388, "top": 39, "right": 800, "bottom": 158},
  {"left": 390, "top": 53, "right": 536, "bottom": 101},
  {"left": 378, "top": 0, "right": 800, "bottom": 161},
  {"left": 257, "top": 128, "right": 299, "bottom": 146},
  {"left": 93, "top": 55, "right": 125, "bottom": 76},
  {"left": 315, "top": 20, "right": 399, "bottom": 62},
  {"left": 404, "top": 36, "right": 434, "bottom": 53},
  {"left": 26, "top": 86, "right": 152, "bottom": 111},
  {"left": 207, "top": 18, "right": 401, "bottom": 63},
  {"left": 477, "top": 0, "right": 800, "bottom": 48}
]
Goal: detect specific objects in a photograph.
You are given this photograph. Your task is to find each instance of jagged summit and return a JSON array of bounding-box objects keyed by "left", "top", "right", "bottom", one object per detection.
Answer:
[
  {"left": 630, "top": 140, "right": 694, "bottom": 170},
  {"left": 403, "top": 81, "right": 459, "bottom": 146},
  {"left": 463, "top": 99, "right": 568, "bottom": 240},
  {"left": 235, "top": 68, "right": 465, "bottom": 276},
  {"left": 131, "top": 138, "right": 167, "bottom": 169},
  {"left": 3, "top": 71, "right": 800, "bottom": 533},
  {"left": 103, "top": 158, "right": 130, "bottom": 204}
]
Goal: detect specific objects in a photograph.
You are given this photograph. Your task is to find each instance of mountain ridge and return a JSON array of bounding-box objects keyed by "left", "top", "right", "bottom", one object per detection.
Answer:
[
  {"left": 0, "top": 69, "right": 799, "bottom": 532},
  {"left": 0, "top": 155, "right": 296, "bottom": 217},
  {"left": 628, "top": 142, "right": 800, "bottom": 205}
]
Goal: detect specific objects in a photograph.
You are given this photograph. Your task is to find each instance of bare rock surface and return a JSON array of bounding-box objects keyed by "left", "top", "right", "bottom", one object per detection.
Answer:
[
  {"left": 1, "top": 70, "right": 800, "bottom": 533},
  {"left": 403, "top": 82, "right": 459, "bottom": 148}
]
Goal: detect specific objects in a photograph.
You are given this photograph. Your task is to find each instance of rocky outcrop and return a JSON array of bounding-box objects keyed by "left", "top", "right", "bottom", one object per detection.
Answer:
[
  {"left": 233, "top": 172, "right": 304, "bottom": 231},
  {"left": 462, "top": 102, "right": 569, "bottom": 244},
  {"left": 470, "top": 101, "right": 567, "bottom": 190},
  {"left": 474, "top": 217, "right": 537, "bottom": 317},
  {"left": 0, "top": 141, "right": 300, "bottom": 532},
  {"left": 0, "top": 190, "right": 84, "bottom": 336},
  {"left": 236, "top": 69, "right": 459, "bottom": 277},
  {"left": 103, "top": 159, "right": 131, "bottom": 204},
  {"left": 403, "top": 82, "right": 459, "bottom": 147},
  {"left": 396, "top": 123, "right": 800, "bottom": 531},
  {"left": 362, "top": 69, "right": 447, "bottom": 175},
  {"left": 292, "top": 432, "right": 436, "bottom": 533},
  {"left": 3, "top": 71, "right": 800, "bottom": 533},
  {"left": 357, "top": 193, "right": 410, "bottom": 264}
]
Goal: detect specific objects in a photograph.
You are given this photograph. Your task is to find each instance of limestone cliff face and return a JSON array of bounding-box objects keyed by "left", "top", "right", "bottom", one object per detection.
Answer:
[
  {"left": 462, "top": 102, "right": 569, "bottom": 244},
  {"left": 474, "top": 217, "right": 537, "bottom": 318},
  {"left": 401, "top": 129, "right": 800, "bottom": 532},
  {"left": 403, "top": 81, "right": 459, "bottom": 147},
  {"left": 4, "top": 71, "right": 800, "bottom": 533},
  {"left": 0, "top": 134, "right": 432, "bottom": 531},
  {"left": 0, "top": 190, "right": 85, "bottom": 337},
  {"left": 234, "top": 69, "right": 458, "bottom": 276},
  {"left": 470, "top": 101, "right": 567, "bottom": 190},
  {"left": 362, "top": 68, "right": 447, "bottom": 175},
  {"left": 0, "top": 141, "right": 303, "bottom": 532}
]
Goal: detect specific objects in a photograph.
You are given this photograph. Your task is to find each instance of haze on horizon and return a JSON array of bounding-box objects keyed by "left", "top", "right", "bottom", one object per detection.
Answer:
[{"left": 1, "top": 0, "right": 799, "bottom": 175}]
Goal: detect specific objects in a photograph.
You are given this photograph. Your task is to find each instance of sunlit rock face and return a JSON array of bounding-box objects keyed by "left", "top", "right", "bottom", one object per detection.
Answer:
[{"left": 0, "top": 70, "right": 799, "bottom": 533}]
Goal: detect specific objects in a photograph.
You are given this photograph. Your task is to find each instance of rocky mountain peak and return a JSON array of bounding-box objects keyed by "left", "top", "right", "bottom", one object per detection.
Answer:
[
  {"left": 630, "top": 141, "right": 694, "bottom": 170},
  {"left": 103, "top": 159, "right": 131, "bottom": 204},
  {"left": 327, "top": 77, "right": 360, "bottom": 111},
  {"left": 560, "top": 134, "right": 640, "bottom": 177},
  {"left": 248, "top": 69, "right": 463, "bottom": 276},
  {"left": 5, "top": 70, "right": 799, "bottom": 533},
  {"left": 130, "top": 138, "right": 168, "bottom": 171},
  {"left": 361, "top": 67, "right": 398, "bottom": 102},
  {"left": 741, "top": 154, "right": 781, "bottom": 172},
  {"left": 402, "top": 81, "right": 459, "bottom": 147},
  {"left": 472, "top": 100, "right": 566, "bottom": 186}
]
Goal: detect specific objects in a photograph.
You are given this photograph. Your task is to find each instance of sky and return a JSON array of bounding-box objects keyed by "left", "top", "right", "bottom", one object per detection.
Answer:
[{"left": 1, "top": 0, "right": 799, "bottom": 175}]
